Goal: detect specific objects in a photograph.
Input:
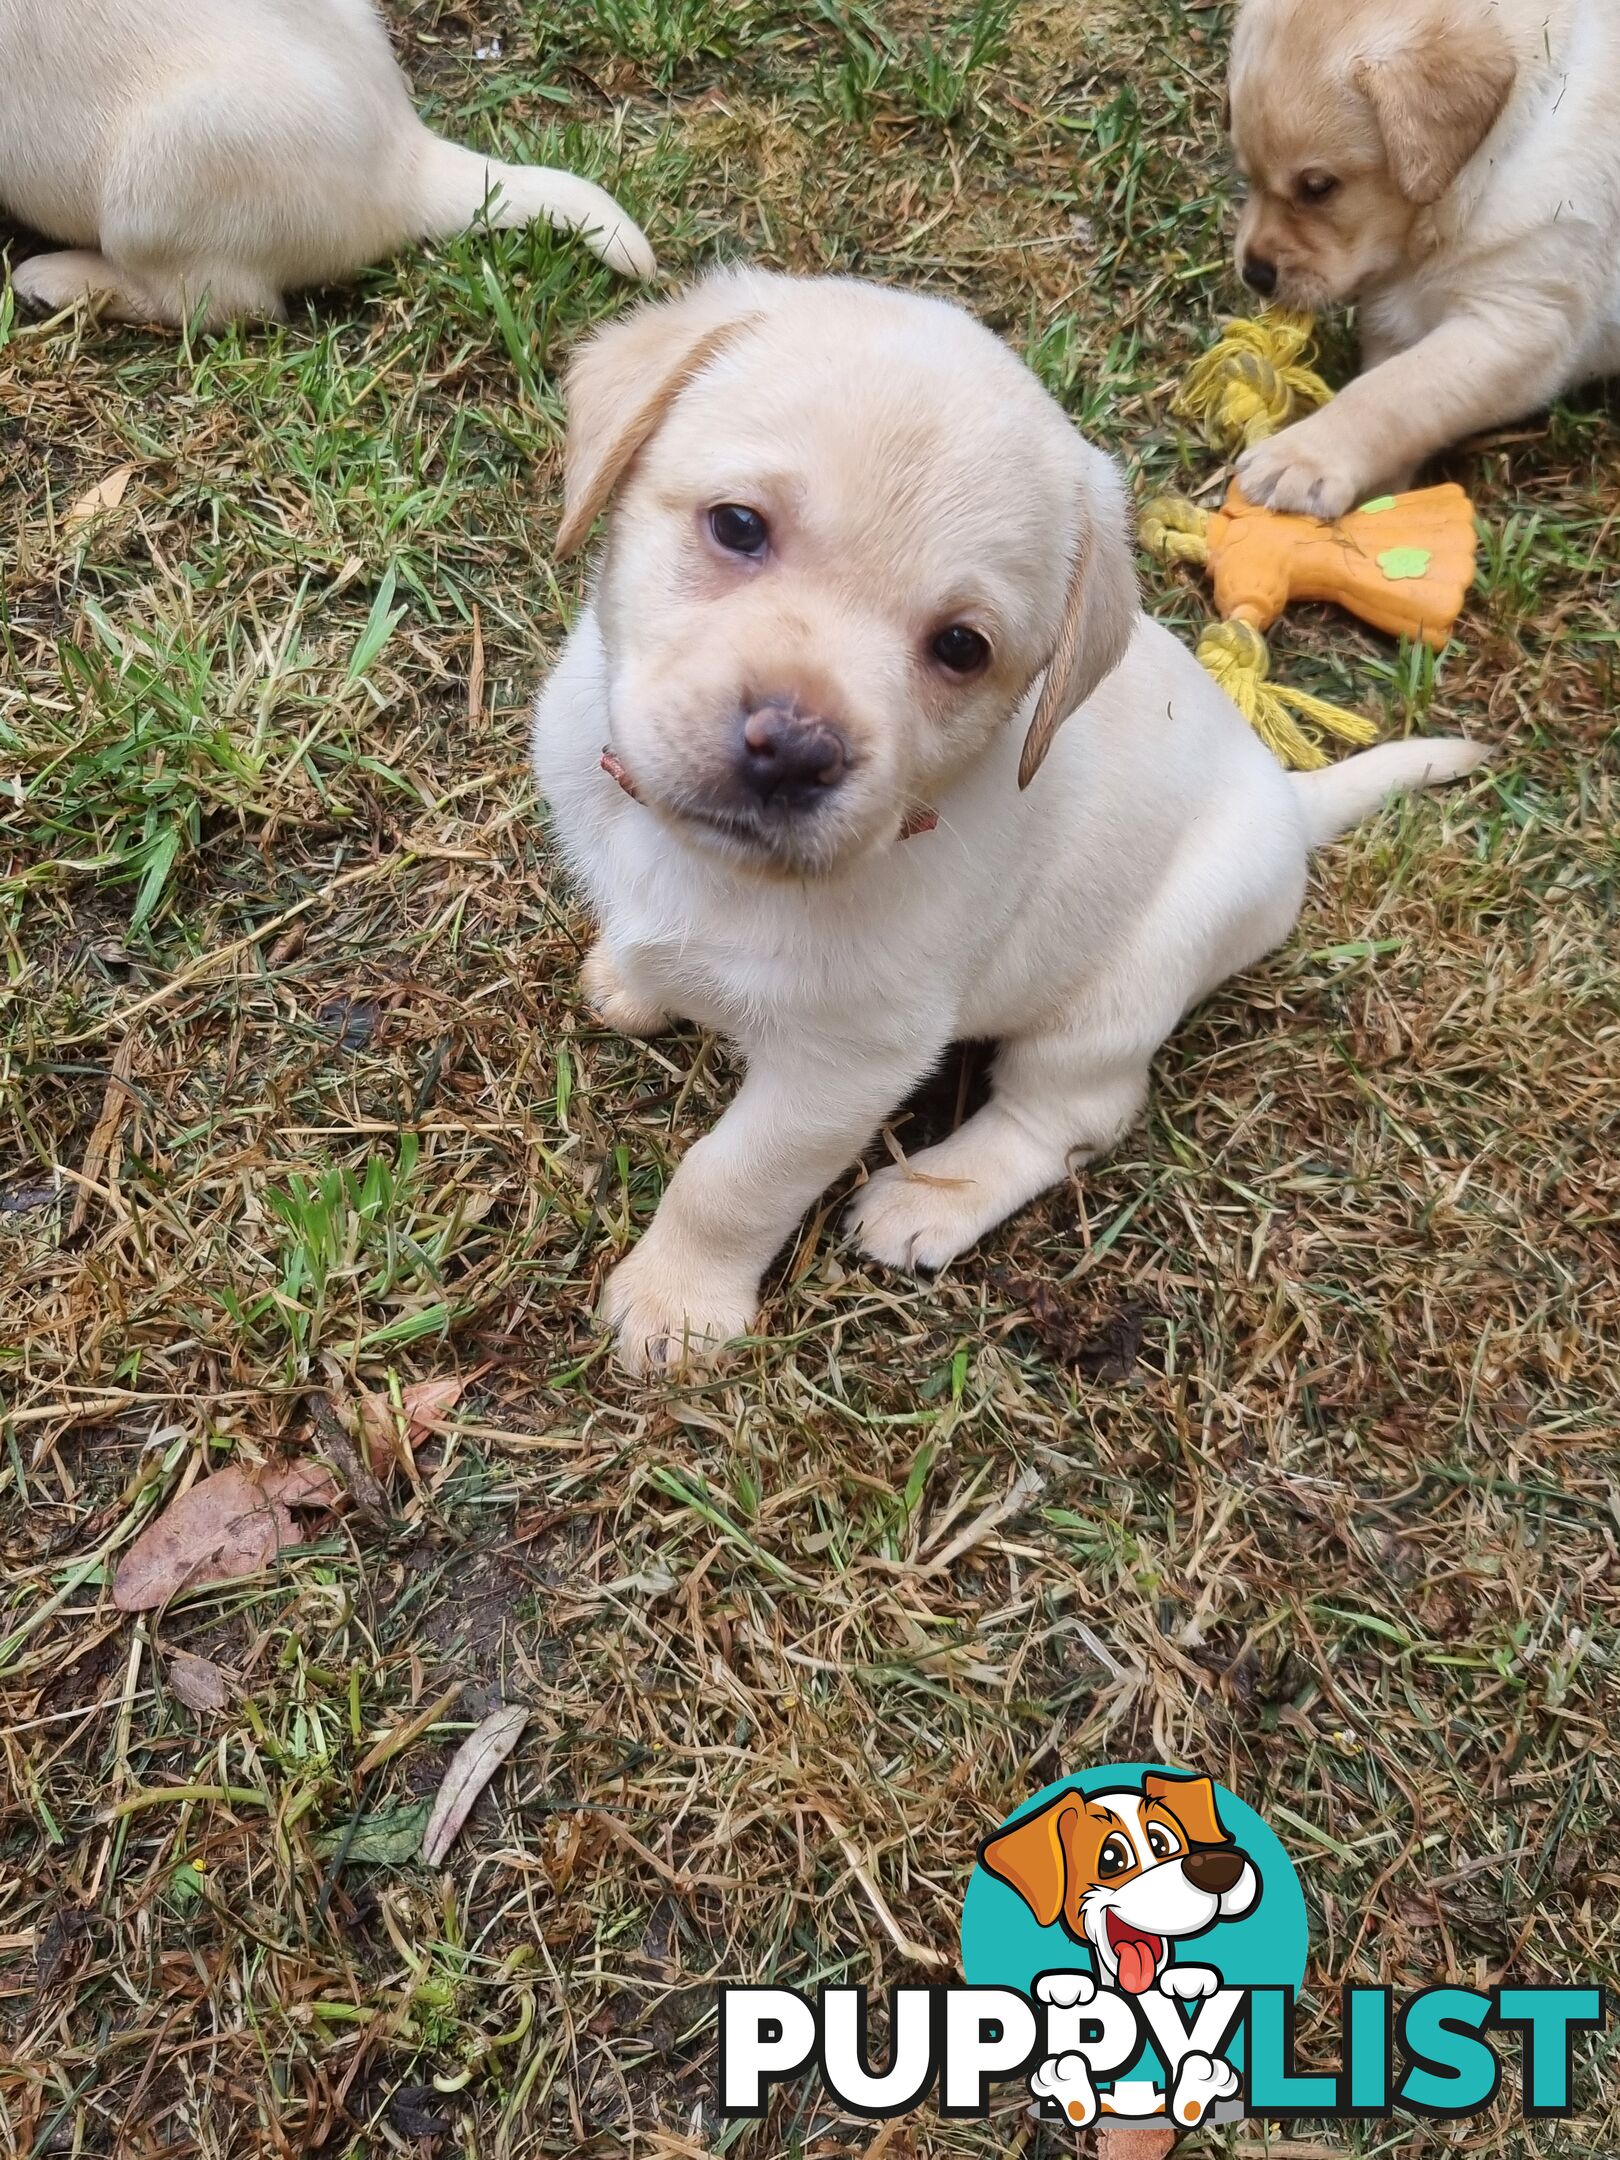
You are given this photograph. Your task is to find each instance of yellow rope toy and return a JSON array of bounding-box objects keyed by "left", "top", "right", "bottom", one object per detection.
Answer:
[{"left": 1143, "top": 312, "right": 1478, "bottom": 770}]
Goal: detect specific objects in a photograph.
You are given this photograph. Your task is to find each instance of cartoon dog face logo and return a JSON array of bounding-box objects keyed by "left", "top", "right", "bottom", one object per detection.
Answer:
[{"left": 978, "top": 1771, "right": 1259, "bottom": 1995}]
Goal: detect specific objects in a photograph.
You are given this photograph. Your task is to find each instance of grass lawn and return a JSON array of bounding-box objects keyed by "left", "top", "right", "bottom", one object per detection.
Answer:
[{"left": 2, "top": 0, "right": 1617, "bottom": 2153}]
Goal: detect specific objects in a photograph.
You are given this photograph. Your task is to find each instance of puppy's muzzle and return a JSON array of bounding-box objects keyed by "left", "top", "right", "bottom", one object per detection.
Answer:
[
  {"left": 1183, "top": 1845, "right": 1248, "bottom": 1896},
  {"left": 734, "top": 703, "right": 849, "bottom": 813},
  {"left": 1239, "top": 253, "right": 1278, "bottom": 297}
]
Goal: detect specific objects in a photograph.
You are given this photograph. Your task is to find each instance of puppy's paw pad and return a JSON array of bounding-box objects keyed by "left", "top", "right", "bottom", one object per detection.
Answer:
[
  {"left": 1029, "top": 2053, "right": 1099, "bottom": 2128},
  {"left": 1170, "top": 2051, "right": 1239, "bottom": 2126},
  {"left": 603, "top": 1244, "right": 758, "bottom": 1378},
  {"left": 846, "top": 1164, "right": 981, "bottom": 1274}
]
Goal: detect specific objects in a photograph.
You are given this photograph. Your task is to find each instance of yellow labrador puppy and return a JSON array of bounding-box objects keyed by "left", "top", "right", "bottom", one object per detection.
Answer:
[
  {"left": 533, "top": 270, "right": 1485, "bottom": 1375},
  {"left": 1229, "top": 0, "right": 1620, "bottom": 518},
  {"left": 0, "top": 0, "right": 654, "bottom": 327}
]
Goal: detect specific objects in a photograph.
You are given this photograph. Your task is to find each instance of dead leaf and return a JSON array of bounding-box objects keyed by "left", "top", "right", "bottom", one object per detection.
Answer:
[
  {"left": 314, "top": 1798, "right": 432, "bottom": 1865},
  {"left": 420, "top": 1704, "right": 528, "bottom": 1865},
  {"left": 166, "top": 1649, "right": 238, "bottom": 1715},
  {"left": 113, "top": 1461, "right": 339, "bottom": 1612},
  {"left": 261, "top": 1460, "right": 341, "bottom": 1510},
  {"left": 1098, "top": 2134, "right": 1177, "bottom": 2160},
  {"left": 357, "top": 1375, "right": 465, "bottom": 1479},
  {"left": 307, "top": 1395, "right": 389, "bottom": 1523},
  {"left": 400, "top": 1376, "right": 463, "bottom": 1432},
  {"left": 66, "top": 462, "right": 136, "bottom": 530}
]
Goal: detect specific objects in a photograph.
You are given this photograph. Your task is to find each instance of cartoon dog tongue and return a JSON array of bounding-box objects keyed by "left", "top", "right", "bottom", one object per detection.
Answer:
[{"left": 1108, "top": 1917, "right": 1163, "bottom": 1994}]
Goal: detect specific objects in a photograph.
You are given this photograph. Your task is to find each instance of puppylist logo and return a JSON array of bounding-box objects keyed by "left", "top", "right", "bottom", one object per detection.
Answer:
[{"left": 720, "top": 1764, "right": 1605, "bottom": 2127}]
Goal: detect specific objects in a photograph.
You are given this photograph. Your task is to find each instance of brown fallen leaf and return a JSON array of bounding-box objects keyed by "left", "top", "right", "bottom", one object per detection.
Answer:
[
  {"left": 308, "top": 1395, "right": 390, "bottom": 1524},
  {"left": 166, "top": 1649, "right": 239, "bottom": 1715},
  {"left": 358, "top": 1375, "right": 465, "bottom": 1479},
  {"left": 113, "top": 1461, "right": 339, "bottom": 1612},
  {"left": 261, "top": 1460, "right": 341, "bottom": 1510},
  {"left": 420, "top": 1704, "right": 529, "bottom": 1866},
  {"left": 66, "top": 462, "right": 136, "bottom": 530}
]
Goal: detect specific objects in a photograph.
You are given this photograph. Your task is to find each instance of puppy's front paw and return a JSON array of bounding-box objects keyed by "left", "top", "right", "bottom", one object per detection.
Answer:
[
  {"left": 582, "top": 940, "right": 671, "bottom": 1038},
  {"left": 602, "top": 1237, "right": 759, "bottom": 1377},
  {"left": 846, "top": 1161, "right": 984, "bottom": 1274},
  {"left": 1235, "top": 418, "right": 1371, "bottom": 522},
  {"left": 1158, "top": 1964, "right": 1220, "bottom": 2001}
]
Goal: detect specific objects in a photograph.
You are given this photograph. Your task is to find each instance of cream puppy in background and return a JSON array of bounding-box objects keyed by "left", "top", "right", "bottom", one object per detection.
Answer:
[
  {"left": 533, "top": 269, "right": 1486, "bottom": 1375},
  {"left": 1228, "top": 0, "right": 1620, "bottom": 519},
  {"left": 0, "top": 0, "right": 654, "bottom": 328}
]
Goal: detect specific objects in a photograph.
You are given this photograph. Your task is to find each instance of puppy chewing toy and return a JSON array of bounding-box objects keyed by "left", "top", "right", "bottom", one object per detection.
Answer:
[{"left": 1144, "top": 313, "right": 1479, "bottom": 770}]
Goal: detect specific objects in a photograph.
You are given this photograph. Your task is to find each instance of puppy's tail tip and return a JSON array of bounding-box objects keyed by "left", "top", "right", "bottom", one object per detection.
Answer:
[
  {"left": 412, "top": 136, "right": 657, "bottom": 280},
  {"left": 1292, "top": 736, "right": 1493, "bottom": 848}
]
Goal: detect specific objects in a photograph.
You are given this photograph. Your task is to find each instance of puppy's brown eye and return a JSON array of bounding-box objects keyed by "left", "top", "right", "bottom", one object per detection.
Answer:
[
  {"left": 1098, "top": 1835, "right": 1133, "bottom": 1878},
  {"left": 931, "top": 625, "right": 990, "bottom": 674},
  {"left": 1298, "top": 172, "right": 1339, "bottom": 203},
  {"left": 709, "top": 503, "right": 768, "bottom": 555}
]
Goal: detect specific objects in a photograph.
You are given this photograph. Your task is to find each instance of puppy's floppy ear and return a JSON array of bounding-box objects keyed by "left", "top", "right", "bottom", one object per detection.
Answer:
[
  {"left": 1352, "top": 20, "right": 1515, "bottom": 206},
  {"left": 1018, "top": 446, "right": 1138, "bottom": 789},
  {"left": 556, "top": 279, "right": 764, "bottom": 558},
  {"left": 1144, "top": 1772, "right": 1232, "bottom": 1848},
  {"left": 978, "top": 1794, "right": 1078, "bottom": 1927}
]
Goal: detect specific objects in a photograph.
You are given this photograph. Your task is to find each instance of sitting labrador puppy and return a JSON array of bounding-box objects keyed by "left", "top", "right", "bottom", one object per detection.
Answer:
[
  {"left": 1228, "top": 0, "right": 1620, "bottom": 518},
  {"left": 0, "top": 0, "right": 654, "bottom": 328},
  {"left": 533, "top": 268, "right": 1485, "bottom": 1375}
]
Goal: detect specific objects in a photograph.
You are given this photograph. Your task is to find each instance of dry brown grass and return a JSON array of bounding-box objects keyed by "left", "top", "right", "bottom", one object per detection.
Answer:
[{"left": 2, "top": 1, "right": 1617, "bottom": 2155}]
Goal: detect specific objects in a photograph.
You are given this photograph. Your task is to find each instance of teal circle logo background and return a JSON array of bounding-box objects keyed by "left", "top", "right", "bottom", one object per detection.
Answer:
[{"left": 960, "top": 1763, "right": 1309, "bottom": 2001}]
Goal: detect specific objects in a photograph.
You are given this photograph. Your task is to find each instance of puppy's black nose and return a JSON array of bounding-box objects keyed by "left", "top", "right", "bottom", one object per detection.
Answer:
[
  {"left": 1184, "top": 1846, "right": 1248, "bottom": 1895},
  {"left": 735, "top": 705, "right": 848, "bottom": 809},
  {"left": 1241, "top": 254, "right": 1278, "bottom": 296}
]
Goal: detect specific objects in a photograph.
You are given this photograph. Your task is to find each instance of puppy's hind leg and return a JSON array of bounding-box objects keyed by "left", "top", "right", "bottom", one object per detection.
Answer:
[
  {"left": 409, "top": 135, "right": 656, "bottom": 281},
  {"left": 10, "top": 251, "right": 161, "bottom": 323},
  {"left": 847, "top": 1026, "right": 1152, "bottom": 1276},
  {"left": 850, "top": 826, "right": 1306, "bottom": 1276}
]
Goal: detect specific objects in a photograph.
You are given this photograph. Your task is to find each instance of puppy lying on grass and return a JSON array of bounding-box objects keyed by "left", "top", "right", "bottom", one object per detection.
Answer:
[
  {"left": 0, "top": 0, "right": 654, "bottom": 329},
  {"left": 1228, "top": 0, "right": 1620, "bottom": 517},
  {"left": 533, "top": 269, "right": 1487, "bottom": 1376}
]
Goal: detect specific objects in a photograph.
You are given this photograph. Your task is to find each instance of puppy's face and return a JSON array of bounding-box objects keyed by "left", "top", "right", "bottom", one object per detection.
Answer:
[
  {"left": 561, "top": 274, "right": 1134, "bottom": 878},
  {"left": 979, "top": 1774, "right": 1260, "bottom": 1995},
  {"left": 1229, "top": 0, "right": 1515, "bottom": 308}
]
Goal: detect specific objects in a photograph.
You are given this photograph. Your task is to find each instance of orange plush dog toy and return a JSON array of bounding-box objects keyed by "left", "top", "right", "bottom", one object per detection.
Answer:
[{"left": 1143, "top": 314, "right": 1479, "bottom": 770}]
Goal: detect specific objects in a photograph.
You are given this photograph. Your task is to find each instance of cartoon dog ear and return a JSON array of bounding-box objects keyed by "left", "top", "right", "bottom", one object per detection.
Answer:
[
  {"left": 1144, "top": 1772, "right": 1232, "bottom": 1848},
  {"left": 1018, "top": 446, "right": 1138, "bottom": 788},
  {"left": 978, "top": 1795, "right": 1077, "bottom": 1927},
  {"left": 1351, "top": 22, "right": 1514, "bottom": 207},
  {"left": 556, "top": 276, "right": 765, "bottom": 558}
]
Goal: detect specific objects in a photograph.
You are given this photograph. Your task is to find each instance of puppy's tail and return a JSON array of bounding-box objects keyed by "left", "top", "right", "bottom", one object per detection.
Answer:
[
  {"left": 410, "top": 135, "right": 656, "bottom": 281},
  {"left": 1291, "top": 737, "right": 1491, "bottom": 848}
]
